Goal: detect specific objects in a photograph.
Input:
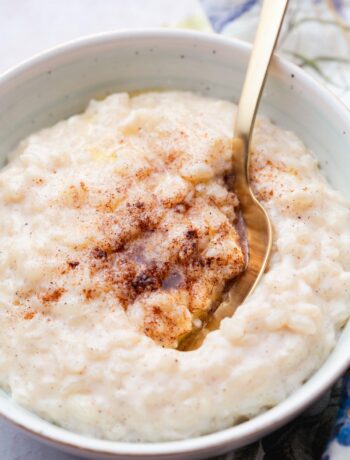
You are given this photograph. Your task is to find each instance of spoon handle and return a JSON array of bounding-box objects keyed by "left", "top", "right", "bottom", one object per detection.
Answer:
[{"left": 235, "top": 0, "right": 289, "bottom": 153}]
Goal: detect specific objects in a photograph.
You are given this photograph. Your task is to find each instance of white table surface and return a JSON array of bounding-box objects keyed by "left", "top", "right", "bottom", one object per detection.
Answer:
[{"left": 0, "top": 1, "right": 205, "bottom": 458}]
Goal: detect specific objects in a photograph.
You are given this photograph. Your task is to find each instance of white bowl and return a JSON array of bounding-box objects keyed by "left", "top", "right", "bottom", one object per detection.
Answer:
[{"left": 0, "top": 30, "right": 350, "bottom": 460}]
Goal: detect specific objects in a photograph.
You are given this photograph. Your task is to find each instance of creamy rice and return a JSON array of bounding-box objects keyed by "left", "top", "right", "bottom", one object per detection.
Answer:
[{"left": 0, "top": 91, "right": 349, "bottom": 442}]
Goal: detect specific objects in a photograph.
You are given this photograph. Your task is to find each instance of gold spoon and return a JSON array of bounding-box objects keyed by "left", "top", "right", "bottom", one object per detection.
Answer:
[{"left": 179, "top": 0, "right": 289, "bottom": 350}]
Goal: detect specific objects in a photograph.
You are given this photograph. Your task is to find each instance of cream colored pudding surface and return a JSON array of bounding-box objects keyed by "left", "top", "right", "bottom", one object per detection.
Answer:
[{"left": 0, "top": 91, "right": 349, "bottom": 442}]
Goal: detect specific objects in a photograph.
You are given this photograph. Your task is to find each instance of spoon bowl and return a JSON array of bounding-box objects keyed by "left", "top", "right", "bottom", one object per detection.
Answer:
[{"left": 179, "top": 139, "right": 273, "bottom": 349}]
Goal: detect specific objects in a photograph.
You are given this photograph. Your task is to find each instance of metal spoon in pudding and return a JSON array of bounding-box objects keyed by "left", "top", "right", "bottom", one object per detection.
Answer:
[{"left": 179, "top": 0, "right": 289, "bottom": 350}]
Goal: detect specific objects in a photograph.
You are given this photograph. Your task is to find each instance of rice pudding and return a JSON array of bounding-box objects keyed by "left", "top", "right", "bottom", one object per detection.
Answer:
[{"left": 0, "top": 91, "right": 349, "bottom": 442}]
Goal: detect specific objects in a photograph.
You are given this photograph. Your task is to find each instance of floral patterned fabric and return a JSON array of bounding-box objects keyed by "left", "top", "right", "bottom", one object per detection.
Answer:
[
  {"left": 197, "top": 1, "right": 350, "bottom": 459},
  {"left": 201, "top": 0, "right": 350, "bottom": 104}
]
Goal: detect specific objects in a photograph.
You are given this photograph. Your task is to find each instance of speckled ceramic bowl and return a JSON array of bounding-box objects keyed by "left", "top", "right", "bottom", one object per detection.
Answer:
[{"left": 0, "top": 30, "right": 350, "bottom": 460}]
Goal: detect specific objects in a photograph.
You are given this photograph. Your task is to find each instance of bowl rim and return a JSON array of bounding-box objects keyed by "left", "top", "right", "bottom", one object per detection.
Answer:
[{"left": 1, "top": 28, "right": 350, "bottom": 458}]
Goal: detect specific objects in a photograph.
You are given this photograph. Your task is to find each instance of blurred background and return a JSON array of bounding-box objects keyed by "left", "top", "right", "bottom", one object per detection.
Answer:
[{"left": 1, "top": 0, "right": 349, "bottom": 103}]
